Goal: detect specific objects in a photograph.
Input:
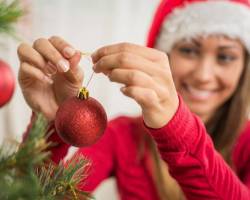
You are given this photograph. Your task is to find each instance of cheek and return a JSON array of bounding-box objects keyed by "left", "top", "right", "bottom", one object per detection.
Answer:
[
  {"left": 220, "top": 59, "right": 244, "bottom": 90},
  {"left": 219, "top": 69, "right": 242, "bottom": 97}
]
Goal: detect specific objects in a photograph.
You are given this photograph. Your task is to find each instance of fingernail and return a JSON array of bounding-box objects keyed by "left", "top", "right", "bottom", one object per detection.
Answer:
[
  {"left": 57, "top": 59, "right": 70, "bottom": 72},
  {"left": 63, "top": 47, "right": 76, "bottom": 58}
]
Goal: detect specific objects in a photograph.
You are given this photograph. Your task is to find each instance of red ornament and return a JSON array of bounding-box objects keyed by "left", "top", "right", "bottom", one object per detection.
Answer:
[
  {"left": 55, "top": 87, "right": 107, "bottom": 147},
  {"left": 0, "top": 60, "right": 15, "bottom": 108}
]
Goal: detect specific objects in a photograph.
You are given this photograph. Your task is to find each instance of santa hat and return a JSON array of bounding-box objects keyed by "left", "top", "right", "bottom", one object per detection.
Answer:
[{"left": 147, "top": 0, "right": 250, "bottom": 53}]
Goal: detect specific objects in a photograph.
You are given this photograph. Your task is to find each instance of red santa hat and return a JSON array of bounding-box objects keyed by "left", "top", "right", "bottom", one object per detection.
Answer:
[{"left": 147, "top": 0, "right": 250, "bottom": 52}]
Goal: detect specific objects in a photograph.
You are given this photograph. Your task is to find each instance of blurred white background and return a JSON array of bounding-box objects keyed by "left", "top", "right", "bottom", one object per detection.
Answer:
[{"left": 0, "top": 0, "right": 160, "bottom": 199}]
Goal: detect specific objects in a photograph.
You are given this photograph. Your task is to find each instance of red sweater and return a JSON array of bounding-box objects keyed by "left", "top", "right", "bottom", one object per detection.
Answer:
[{"left": 43, "top": 97, "right": 250, "bottom": 200}]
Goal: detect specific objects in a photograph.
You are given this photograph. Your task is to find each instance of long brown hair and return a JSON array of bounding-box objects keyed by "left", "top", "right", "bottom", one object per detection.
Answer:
[
  {"left": 140, "top": 56, "right": 250, "bottom": 200},
  {"left": 206, "top": 56, "right": 250, "bottom": 163}
]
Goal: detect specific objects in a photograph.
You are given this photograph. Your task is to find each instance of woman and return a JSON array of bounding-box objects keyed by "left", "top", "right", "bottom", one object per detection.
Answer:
[{"left": 18, "top": 0, "right": 250, "bottom": 199}]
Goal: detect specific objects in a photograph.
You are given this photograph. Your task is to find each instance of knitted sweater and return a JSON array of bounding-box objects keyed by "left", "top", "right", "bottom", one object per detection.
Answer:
[{"left": 39, "top": 97, "right": 250, "bottom": 200}]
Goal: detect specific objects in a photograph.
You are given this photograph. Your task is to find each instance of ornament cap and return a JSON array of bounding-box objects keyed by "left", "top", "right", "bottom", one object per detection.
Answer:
[{"left": 77, "top": 87, "right": 89, "bottom": 100}]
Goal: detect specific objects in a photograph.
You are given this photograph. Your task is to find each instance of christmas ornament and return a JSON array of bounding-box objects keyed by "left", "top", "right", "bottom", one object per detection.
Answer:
[
  {"left": 55, "top": 87, "right": 107, "bottom": 147},
  {"left": 0, "top": 59, "right": 15, "bottom": 108}
]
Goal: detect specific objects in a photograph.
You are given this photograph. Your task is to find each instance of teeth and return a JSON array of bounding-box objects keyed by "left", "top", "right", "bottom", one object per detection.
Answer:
[{"left": 186, "top": 85, "right": 212, "bottom": 99}]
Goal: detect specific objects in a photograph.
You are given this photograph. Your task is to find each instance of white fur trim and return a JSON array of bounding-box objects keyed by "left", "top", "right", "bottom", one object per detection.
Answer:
[{"left": 155, "top": 0, "right": 250, "bottom": 53}]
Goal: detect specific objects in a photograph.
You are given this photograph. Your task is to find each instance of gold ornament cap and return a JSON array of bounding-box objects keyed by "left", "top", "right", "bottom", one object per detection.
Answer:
[{"left": 77, "top": 87, "right": 89, "bottom": 100}]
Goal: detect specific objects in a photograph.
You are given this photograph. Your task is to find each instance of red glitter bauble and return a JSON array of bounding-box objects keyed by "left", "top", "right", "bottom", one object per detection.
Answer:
[
  {"left": 0, "top": 60, "right": 15, "bottom": 108},
  {"left": 55, "top": 88, "right": 107, "bottom": 147}
]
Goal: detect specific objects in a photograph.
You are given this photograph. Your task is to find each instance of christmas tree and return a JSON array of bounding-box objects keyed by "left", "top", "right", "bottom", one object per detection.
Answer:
[
  {"left": 0, "top": 1, "right": 93, "bottom": 199},
  {"left": 0, "top": 114, "right": 93, "bottom": 200},
  {"left": 0, "top": 0, "right": 23, "bottom": 36}
]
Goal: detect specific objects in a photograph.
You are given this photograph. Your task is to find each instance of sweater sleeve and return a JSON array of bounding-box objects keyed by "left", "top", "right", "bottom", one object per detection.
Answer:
[
  {"left": 146, "top": 96, "right": 250, "bottom": 200},
  {"left": 24, "top": 115, "right": 116, "bottom": 192}
]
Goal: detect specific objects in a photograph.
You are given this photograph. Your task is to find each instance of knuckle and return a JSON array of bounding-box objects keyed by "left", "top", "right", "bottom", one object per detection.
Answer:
[
  {"left": 158, "top": 51, "right": 168, "bottom": 61},
  {"left": 49, "top": 36, "right": 65, "bottom": 47},
  {"left": 108, "top": 70, "right": 115, "bottom": 81},
  {"left": 49, "top": 35, "right": 59, "bottom": 42},
  {"left": 159, "top": 87, "right": 170, "bottom": 99},
  {"left": 145, "top": 90, "right": 156, "bottom": 101},
  {"left": 156, "top": 67, "right": 171, "bottom": 80},
  {"left": 118, "top": 52, "right": 130, "bottom": 66},
  {"left": 100, "top": 47, "right": 108, "bottom": 57},
  {"left": 143, "top": 89, "right": 154, "bottom": 100},
  {"left": 128, "top": 71, "right": 138, "bottom": 83},
  {"left": 109, "top": 68, "right": 118, "bottom": 77},
  {"left": 98, "top": 57, "right": 105, "bottom": 67},
  {"left": 128, "top": 87, "right": 137, "bottom": 96},
  {"left": 119, "top": 42, "right": 131, "bottom": 52},
  {"left": 138, "top": 91, "right": 155, "bottom": 107},
  {"left": 33, "top": 38, "right": 47, "bottom": 49},
  {"left": 17, "top": 43, "right": 27, "bottom": 56}
]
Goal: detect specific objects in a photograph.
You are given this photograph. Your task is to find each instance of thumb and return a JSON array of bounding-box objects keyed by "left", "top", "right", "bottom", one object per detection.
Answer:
[
  {"left": 64, "top": 51, "right": 83, "bottom": 84},
  {"left": 69, "top": 50, "right": 81, "bottom": 71}
]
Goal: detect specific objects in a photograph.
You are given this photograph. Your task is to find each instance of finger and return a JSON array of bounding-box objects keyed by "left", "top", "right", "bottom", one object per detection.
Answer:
[
  {"left": 67, "top": 51, "right": 81, "bottom": 72},
  {"left": 18, "top": 62, "right": 53, "bottom": 85},
  {"left": 17, "top": 43, "right": 47, "bottom": 72},
  {"left": 49, "top": 36, "right": 76, "bottom": 59},
  {"left": 48, "top": 36, "right": 82, "bottom": 71},
  {"left": 33, "top": 38, "right": 70, "bottom": 72},
  {"left": 120, "top": 86, "right": 159, "bottom": 109},
  {"left": 93, "top": 52, "right": 163, "bottom": 76},
  {"left": 65, "top": 64, "right": 84, "bottom": 84},
  {"left": 108, "top": 68, "right": 165, "bottom": 97},
  {"left": 45, "top": 61, "right": 57, "bottom": 76},
  {"left": 92, "top": 42, "right": 168, "bottom": 64}
]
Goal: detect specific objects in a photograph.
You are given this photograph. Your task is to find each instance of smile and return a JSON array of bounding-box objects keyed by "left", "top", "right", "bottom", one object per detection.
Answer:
[{"left": 183, "top": 84, "right": 217, "bottom": 101}]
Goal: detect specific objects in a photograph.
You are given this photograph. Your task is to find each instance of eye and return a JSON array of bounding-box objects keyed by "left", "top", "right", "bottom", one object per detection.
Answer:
[
  {"left": 178, "top": 47, "right": 199, "bottom": 57},
  {"left": 217, "top": 54, "right": 237, "bottom": 64}
]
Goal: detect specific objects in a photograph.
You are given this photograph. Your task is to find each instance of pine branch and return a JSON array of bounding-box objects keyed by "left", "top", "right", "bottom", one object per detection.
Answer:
[
  {"left": 0, "top": 0, "right": 24, "bottom": 36},
  {"left": 0, "top": 114, "right": 49, "bottom": 172},
  {"left": 0, "top": 114, "right": 48, "bottom": 200},
  {"left": 37, "top": 155, "right": 93, "bottom": 200},
  {"left": 0, "top": 114, "right": 93, "bottom": 200}
]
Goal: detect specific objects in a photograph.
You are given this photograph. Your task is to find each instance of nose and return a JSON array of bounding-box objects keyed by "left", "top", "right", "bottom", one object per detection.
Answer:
[{"left": 193, "top": 56, "right": 215, "bottom": 83}]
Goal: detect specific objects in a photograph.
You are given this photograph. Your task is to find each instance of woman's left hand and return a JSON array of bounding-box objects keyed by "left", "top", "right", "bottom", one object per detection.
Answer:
[{"left": 92, "top": 43, "right": 179, "bottom": 129}]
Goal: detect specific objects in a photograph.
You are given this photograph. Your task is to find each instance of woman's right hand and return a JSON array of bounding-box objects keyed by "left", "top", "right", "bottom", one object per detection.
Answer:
[{"left": 17, "top": 36, "right": 84, "bottom": 121}]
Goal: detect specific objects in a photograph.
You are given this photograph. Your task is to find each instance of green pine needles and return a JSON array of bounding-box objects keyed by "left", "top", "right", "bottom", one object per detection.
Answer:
[
  {"left": 0, "top": 0, "right": 23, "bottom": 36},
  {"left": 0, "top": 114, "right": 93, "bottom": 200}
]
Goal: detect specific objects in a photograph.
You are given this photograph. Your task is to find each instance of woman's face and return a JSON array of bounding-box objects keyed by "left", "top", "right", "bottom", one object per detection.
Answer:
[{"left": 168, "top": 36, "right": 245, "bottom": 123}]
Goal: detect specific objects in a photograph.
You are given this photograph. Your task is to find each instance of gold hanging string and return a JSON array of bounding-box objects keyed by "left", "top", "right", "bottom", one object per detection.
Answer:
[{"left": 80, "top": 51, "right": 95, "bottom": 89}]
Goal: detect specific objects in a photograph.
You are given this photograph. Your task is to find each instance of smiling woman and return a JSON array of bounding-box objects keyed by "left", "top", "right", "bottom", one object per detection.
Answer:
[
  {"left": 17, "top": 0, "right": 250, "bottom": 200},
  {"left": 153, "top": 0, "right": 250, "bottom": 165},
  {"left": 169, "top": 36, "right": 245, "bottom": 122},
  {"left": 168, "top": 36, "right": 248, "bottom": 165}
]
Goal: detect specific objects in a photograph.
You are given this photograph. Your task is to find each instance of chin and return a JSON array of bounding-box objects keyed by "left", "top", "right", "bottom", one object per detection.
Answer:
[
  {"left": 178, "top": 84, "right": 230, "bottom": 121},
  {"left": 187, "top": 102, "right": 213, "bottom": 115}
]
